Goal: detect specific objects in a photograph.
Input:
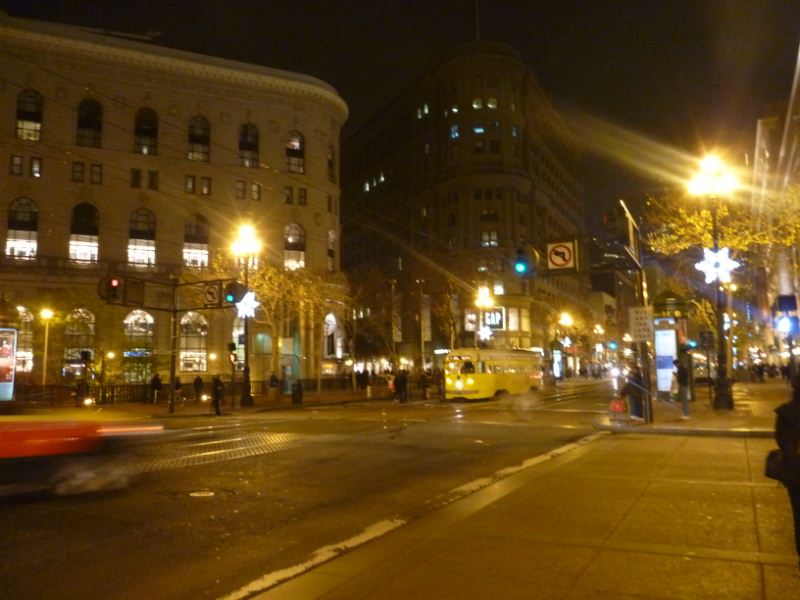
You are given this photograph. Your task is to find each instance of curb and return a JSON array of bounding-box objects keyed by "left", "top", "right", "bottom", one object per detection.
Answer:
[{"left": 594, "top": 422, "right": 774, "bottom": 438}]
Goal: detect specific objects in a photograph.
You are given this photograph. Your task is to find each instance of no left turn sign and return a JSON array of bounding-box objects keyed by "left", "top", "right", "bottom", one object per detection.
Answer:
[
  {"left": 204, "top": 283, "right": 221, "bottom": 307},
  {"left": 547, "top": 242, "right": 576, "bottom": 270}
]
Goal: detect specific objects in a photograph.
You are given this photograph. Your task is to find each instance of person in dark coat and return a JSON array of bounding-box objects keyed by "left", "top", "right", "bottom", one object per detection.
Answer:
[
  {"left": 674, "top": 359, "right": 690, "bottom": 419},
  {"left": 150, "top": 373, "right": 162, "bottom": 404},
  {"left": 211, "top": 375, "right": 224, "bottom": 416},
  {"left": 775, "top": 382, "right": 800, "bottom": 565},
  {"left": 619, "top": 365, "right": 644, "bottom": 421},
  {"left": 193, "top": 375, "right": 204, "bottom": 403}
]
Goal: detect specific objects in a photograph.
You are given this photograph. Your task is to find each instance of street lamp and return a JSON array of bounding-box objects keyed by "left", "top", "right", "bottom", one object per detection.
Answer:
[
  {"left": 232, "top": 224, "right": 261, "bottom": 406},
  {"left": 40, "top": 308, "right": 53, "bottom": 395},
  {"left": 688, "top": 154, "right": 739, "bottom": 409}
]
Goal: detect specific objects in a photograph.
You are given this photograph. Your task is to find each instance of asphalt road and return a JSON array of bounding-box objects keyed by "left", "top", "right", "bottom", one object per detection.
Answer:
[{"left": 0, "top": 379, "right": 615, "bottom": 600}]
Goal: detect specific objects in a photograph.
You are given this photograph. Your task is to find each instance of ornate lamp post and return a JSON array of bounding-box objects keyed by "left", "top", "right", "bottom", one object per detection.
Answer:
[
  {"left": 232, "top": 224, "right": 261, "bottom": 406},
  {"left": 688, "top": 155, "right": 739, "bottom": 410},
  {"left": 474, "top": 286, "right": 494, "bottom": 348},
  {"left": 40, "top": 308, "right": 53, "bottom": 395}
]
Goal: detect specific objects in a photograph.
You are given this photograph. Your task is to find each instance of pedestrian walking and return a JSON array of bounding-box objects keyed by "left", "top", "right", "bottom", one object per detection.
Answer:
[
  {"left": 193, "top": 375, "right": 204, "bottom": 403},
  {"left": 774, "top": 380, "right": 800, "bottom": 566},
  {"left": 211, "top": 374, "right": 223, "bottom": 415},
  {"left": 674, "top": 359, "right": 690, "bottom": 419},
  {"left": 150, "top": 372, "right": 162, "bottom": 404},
  {"left": 174, "top": 376, "right": 183, "bottom": 403},
  {"left": 619, "top": 365, "right": 644, "bottom": 421},
  {"left": 419, "top": 370, "right": 430, "bottom": 400},
  {"left": 396, "top": 370, "right": 409, "bottom": 403}
]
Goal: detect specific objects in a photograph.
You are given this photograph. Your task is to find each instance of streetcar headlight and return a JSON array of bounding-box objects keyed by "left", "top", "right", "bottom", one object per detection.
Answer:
[
  {"left": 466, "top": 377, "right": 474, "bottom": 385},
  {"left": 455, "top": 378, "right": 464, "bottom": 390},
  {"left": 446, "top": 377, "right": 453, "bottom": 385}
]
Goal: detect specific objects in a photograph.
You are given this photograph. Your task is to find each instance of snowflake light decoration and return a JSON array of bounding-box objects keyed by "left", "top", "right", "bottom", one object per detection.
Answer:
[
  {"left": 478, "top": 325, "right": 493, "bottom": 341},
  {"left": 694, "top": 247, "right": 740, "bottom": 284},
  {"left": 236, "top": 291, "right": 259, "bottom": 318}
]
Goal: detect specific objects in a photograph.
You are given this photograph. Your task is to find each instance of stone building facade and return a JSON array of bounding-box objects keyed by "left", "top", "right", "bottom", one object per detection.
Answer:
[
  {"left": 342, "top": 42, "right": 589, "bottom": 368},
  {"left": 0, "top": 15, "right": 348, "bottom": 390}
]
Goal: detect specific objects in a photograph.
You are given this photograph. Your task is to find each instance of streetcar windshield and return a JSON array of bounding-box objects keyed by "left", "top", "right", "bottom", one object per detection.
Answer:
[{"left": 446, "top": 359, "right": 484, "bottom": 374}]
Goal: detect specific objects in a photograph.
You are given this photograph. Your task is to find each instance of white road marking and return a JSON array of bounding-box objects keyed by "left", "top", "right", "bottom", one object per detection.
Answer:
[{"left": 218, "top": 518, "right": 406, "bottom": 600}]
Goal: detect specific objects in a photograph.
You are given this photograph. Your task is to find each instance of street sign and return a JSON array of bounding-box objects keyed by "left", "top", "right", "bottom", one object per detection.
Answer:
[
  {"left": 629, "top": 306, "right": 654, "bottom": 342},
  {"left": 204, "top": 283, "right": 221, "bottom": 308},
  {"left": 699, "top": 330, "right": 715, "bottom": 350},
  {"left": 546, "top": 241, "right": 576, "bottom": 270}
]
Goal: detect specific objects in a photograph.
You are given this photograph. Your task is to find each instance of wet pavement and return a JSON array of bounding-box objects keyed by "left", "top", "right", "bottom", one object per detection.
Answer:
[{"left": 238, "top": 381, "right": 800, "bottom": 599}]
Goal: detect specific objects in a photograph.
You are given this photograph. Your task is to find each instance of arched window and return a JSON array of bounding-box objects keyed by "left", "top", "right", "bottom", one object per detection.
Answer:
[
  {"left": 187, "top": 115, "right": 210, "bottom": 161},
  {"left": 324, "top": 312, "right": 339, "bottom": 357},
  {"left": 327, "top": 146, "right": 336, "bottom": 182},
  {"left": 15, "top": 307, "right": 33, "bottom": 373},
  {"left": 239, "top": 124, "right": 259, "bottom": 168},
  {"left": 327, "top": 229, "right": 336, "bottom": 272},
  {"left": 64, "top": 308, "right": 95, "bottom": 376},
  {"left": 286, "top": 131, "right": 305, "bottom": 173},
  {"left": 123, "top": 310, "right": 155, "bottom": 383},
  {"left": 6, "top": 197, "right": 38, "bottom": 260},
  {"left": 134, "top": 107, "right": 158, "bottom": 155},
  {"left": 183, "top": 214, "right": 209, "bottom": 268},
  {"left": 128, "top": 208, "right": 156, "bottom": 266},
  {"left": 69, "top": 203, "right": 99, "bottom": 263},
  {"left": 16, "top": 90, "right": 43, "bottom": 140},
  {"left": 76, "top": 98, "right": 103, "bottom": 148},
  {"left": 283, "top": 223, "right": 305, "bottom": 270},
  {"left": 180, "top": 312, "right": 208, "bottom": 372},
  {"left": 124, "top": 310, "right": 154, "bottom": 353}
]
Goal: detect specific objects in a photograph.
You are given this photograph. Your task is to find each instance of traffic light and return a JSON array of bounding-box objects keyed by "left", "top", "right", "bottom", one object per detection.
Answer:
[
  {"left": 223, "top": 281, "right": 247, "bottom": 304},
  {"left": 98, "top": 275, "right": 124, "bottom": 303},
  {"left": 514, "top": 249, "right": 531, "bottom": 276}
]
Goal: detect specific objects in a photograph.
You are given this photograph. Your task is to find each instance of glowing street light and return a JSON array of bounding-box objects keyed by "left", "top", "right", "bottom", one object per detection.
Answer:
[
  {"left": 688, "top": 154, "right": 739, "bottom": 410},
  {"left": 232, "top": 224, "right": 262, "bottom": 406},
  {"left": 558, "top": 312, "right": 574, "bottom": 328}
]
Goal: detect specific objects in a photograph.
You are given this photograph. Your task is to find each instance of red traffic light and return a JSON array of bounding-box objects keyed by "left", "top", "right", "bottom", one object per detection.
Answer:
[{"left": 97, "top": 274, "right": 125, "bottom": 303}]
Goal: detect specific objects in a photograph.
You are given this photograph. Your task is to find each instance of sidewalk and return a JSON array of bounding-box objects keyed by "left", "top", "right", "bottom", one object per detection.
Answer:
[
  {"left": 597, "top": 380, "right": 789, "bottom": 438},
  {"left": 248, "top": 381, "right": 800, "bottom": 599}
]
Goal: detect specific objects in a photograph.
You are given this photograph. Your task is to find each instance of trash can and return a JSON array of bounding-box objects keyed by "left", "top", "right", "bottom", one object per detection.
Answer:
[{"left": 291, "top": 381, "right": 303, "bottom": 405}]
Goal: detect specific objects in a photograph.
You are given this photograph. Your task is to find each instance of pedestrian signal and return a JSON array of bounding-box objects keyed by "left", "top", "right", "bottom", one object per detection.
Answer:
[{"left": 223, "top": 281, "right": 247, "bottom": 304}]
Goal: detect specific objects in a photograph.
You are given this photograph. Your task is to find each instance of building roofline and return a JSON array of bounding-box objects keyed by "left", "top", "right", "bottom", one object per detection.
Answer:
[{"left": 0, "top": 12, "right": 348, "bottom": 120}]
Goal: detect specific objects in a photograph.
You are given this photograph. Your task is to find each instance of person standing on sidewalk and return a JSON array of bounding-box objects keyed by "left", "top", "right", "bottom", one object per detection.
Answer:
[
  {"left": 619, "top": 365, "right": 644, "bottom": 421},
  {"left": 775, "top": 382, "right": 800, "bottom": 566},
  {"left": 674, "top": 359, "right": 690, "bottom": 419},
  {"left": 193, "top": 375, "right": 204, "bottom": 403},
  {"left": 211, "top": 374, "right": 223, "bottom": 416},
  {"left": 149, "top": 372, "right": 162, "bottom": 405}
]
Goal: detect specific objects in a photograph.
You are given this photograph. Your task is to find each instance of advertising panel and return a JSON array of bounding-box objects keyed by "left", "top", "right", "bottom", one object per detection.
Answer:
[{"left": 0, "top": 328, "right": 17, "bottom": 401}]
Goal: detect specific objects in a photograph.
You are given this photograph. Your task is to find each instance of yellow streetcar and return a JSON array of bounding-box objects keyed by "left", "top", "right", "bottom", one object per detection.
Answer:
[{"left": 444, "top": 348, "right": 543, "bottom": 400}]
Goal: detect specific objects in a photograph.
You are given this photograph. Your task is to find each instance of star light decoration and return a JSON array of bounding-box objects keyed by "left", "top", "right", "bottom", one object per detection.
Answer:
[
  {"left": 477, "top": 325, "right": 493, "bottom": 341},
  {"left": 236, "top": 291, "right": 259, "bottom": 319},
  {"left": 695, "top": 247, "right": 740, "bottom": 284}
]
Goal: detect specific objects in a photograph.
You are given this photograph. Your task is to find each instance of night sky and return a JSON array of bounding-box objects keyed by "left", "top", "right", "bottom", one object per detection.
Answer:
[{"left": 2, "top": 0, "right": 799, "bottom": 215}]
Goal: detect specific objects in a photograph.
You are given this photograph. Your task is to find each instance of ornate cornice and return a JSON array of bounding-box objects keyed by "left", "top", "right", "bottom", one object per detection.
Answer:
[{"left": 0, "top": 15, "right": 348, "bottom": 120}]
